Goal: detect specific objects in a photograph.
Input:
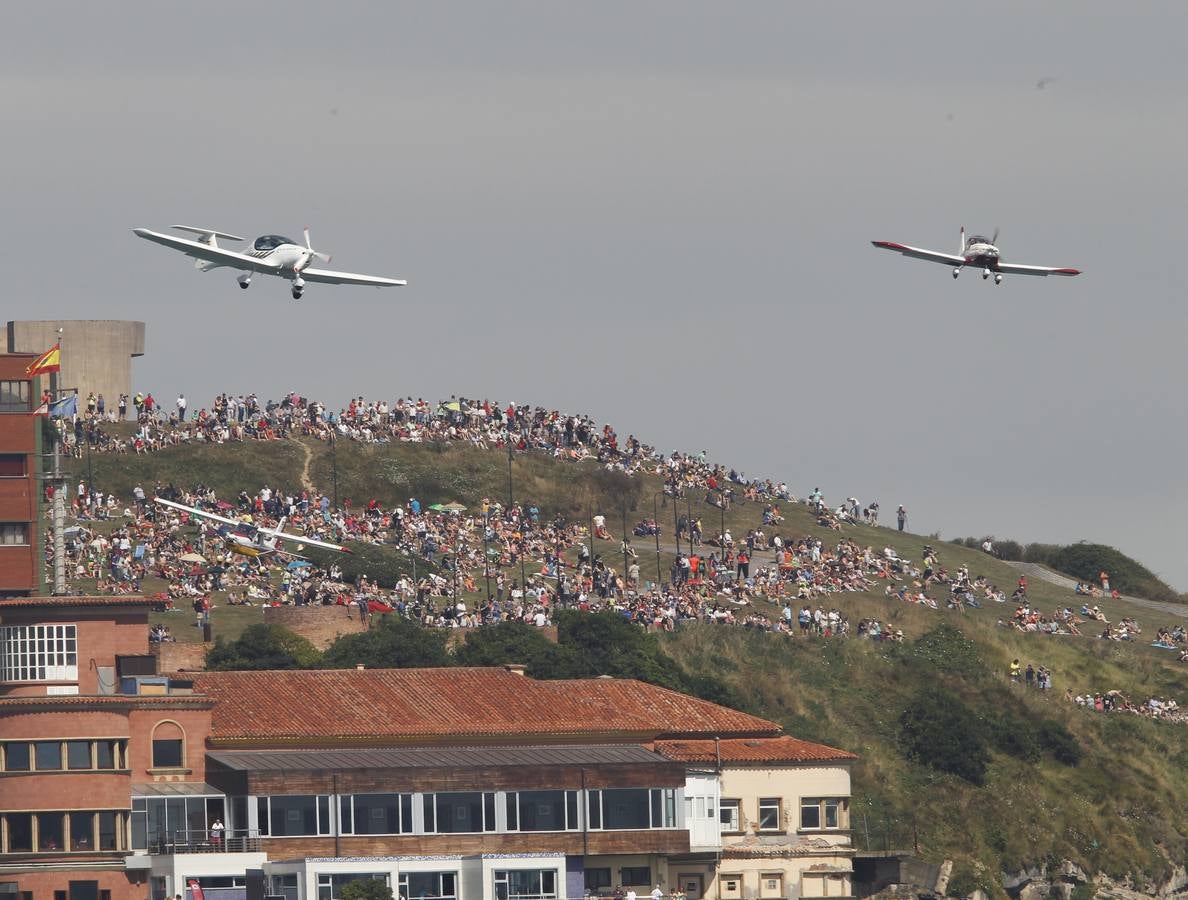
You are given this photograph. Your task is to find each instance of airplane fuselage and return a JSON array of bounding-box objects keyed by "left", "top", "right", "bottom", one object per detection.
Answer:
[{"left": 962, "top": 239, "right": 1000, "bottom": 268}]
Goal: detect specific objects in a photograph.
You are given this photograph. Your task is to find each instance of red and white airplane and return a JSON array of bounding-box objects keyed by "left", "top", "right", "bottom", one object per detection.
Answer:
[
  {"left": 133, "top": 225, "right": 407, "bottom": 299},
  {"left": 871, "top": 228, "right": 1080, "bottom": 284}
]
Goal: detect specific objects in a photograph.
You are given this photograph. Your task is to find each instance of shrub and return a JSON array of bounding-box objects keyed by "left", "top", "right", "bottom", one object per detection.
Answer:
[
  {"left": 910, "top": 624, "right": 983, "bottom": 675},
  {"left": 994, "top": 539, "right": 1024, "bottom": 561},
  {"left": 1037, "top": 719, "right": 1082, "bottom": 765},
  {"left": 206, "top": 623, "right": 321, "bottom": 670},
  {"left": 898, "top": 686, "right": 989, "bottom": 785}
]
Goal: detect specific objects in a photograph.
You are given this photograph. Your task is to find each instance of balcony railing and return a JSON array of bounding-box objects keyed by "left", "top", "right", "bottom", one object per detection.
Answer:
[{"left": 149, "top": 829, "right": 260, "bottom": 854}]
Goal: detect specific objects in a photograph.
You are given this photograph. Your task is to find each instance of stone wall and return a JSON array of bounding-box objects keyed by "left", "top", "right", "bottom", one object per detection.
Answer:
[
  {"left": 263, "top": 604, "right": 368, "bottom": 649},
  {"left": 152, "top": 640, "right": 210, "bottom": 673}
]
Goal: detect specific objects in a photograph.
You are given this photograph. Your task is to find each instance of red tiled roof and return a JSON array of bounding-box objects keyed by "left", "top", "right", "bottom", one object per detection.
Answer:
[
  {"left": 655, "top": 736, "right": 857, "bottom": 764},
  {"left": 192, "top": 668, "right": 780, "bottom": 744},
  {"left": 0, "top": 596, "right": 159, "bottom": 609}
]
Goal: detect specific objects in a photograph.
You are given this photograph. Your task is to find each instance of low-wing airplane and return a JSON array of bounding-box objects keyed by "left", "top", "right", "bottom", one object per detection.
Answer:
[
  {"left": 871, "top": 227, "right": 1080, "bottom": 284},
  {"left": 154, "top": 497, "right": 352, "bottom": 559},
  {"left": 133, "top": 225, "right": 407, "bottom": 299}
]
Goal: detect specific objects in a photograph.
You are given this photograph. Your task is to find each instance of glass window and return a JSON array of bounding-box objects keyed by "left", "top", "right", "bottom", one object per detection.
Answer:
[
  {"left": 67, "top": 741, "right": 92, "bottom": 770},
  {"left": 494, "top": 870, "right": 557, "bottom": 900},
  {"left": 35, "top": 741, "right": 62, "bottom": 770},
  {"left": 620, "top": 868, "right": 650, "bottom": 887},
  {"left": 0, "top": 381, "right": 30, "bottom": 413},
  {"left": 584, "top": 869, "right": 611, "bottom": 892},
  {"left": 720, "top": 800, "right": 740, "bottom": 832},
  {"left": 265, "top": 796, "right": 330, "bottom": 836},
  {"left": 758, "top": 798, "right": 781, "bottom": 832},
  {"left": 399, "top": 872, "right": 457, "bottom": 900},
  {"left": 70, "top": 812, "right": 94, "bottom": 851},
  {"left": 316, "top": 874, "right": 388, "bottom": 900},
  {"left": 348, "top": 793, "right": 412, "bottom": 835},
  {"left": 0, "top": 524, "right": 29, "bottom": 545},
  {"left": 95, "top": 741, "right": 119, "bottom": 770},
  {"left": 511, "top": 790, "right": 574, "bottom": 832},
  {"left": 0, "top": 625, "right": 78, "bottom": 682},
  {"left": 38, "top": 813, "right": 65, "bottom": 851},
  {"left": 824, "top": 799, "right": 843, "bottom": 829},
  {"left": 151, "top": 739, "right": 183, "bottom": 768},
  {"left": 601, "top": 789, "right": 650, "bottom": 830},
  {"left": 7, "top": 813, "right": 33, "bottom": 852},
  {"left": 427, "top": 792, "right": 494, "bottom": 834},
  {"left": 4, "top": 742, "right": 30, "bottom": 771},
  {"left": 97, "top": 812, "right": 118, "bottom": 850},
  {"left": 0, "top": 455, "right": 25, "bottom": 477},
  {"left": 800, "top": 800, "right": 821, "bottom": 831}
]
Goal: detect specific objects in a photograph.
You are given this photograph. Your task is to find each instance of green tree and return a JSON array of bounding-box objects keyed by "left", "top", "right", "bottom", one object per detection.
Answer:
[
  {"left": 205, "top": 624, "right": 321, "bottom": 671},
  {"left": 321, "top": 615, "right": 452, "bottom": 669},
  {"left": 555, "top": 609, "right": 686, "bottom": 689},
  {"left": 338, "top": 880, "right": 394, "bottom": 900},
  {"left": 898, "top": 686, "right": 989, "bottom": 785},
  {"left": 453, "top": 621, "right": 577, "bottom": 676}
]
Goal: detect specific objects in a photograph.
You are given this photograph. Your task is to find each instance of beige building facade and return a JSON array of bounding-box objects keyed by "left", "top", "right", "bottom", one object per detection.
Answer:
[
  {"left": 656, "top": 739, "right": 856, "bottom": 900},
  {"left": 7, "top": 320, "right": 145, "bottom": 410}
]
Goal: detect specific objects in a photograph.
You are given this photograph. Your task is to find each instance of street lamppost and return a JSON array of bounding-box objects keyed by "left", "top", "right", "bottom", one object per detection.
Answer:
[
  {"left": 330, "top": 427, "right": 339, "bottom": 511},
  {"left": 482, "top": 504, "right": 491, "bottom": 601},
  {"left": 506, "top": 440, "right": 514, "bottom": 510},
  {"left": 621, "top": 503, "right": 629, "bottom": 594},
  {"left": 651, "top": 491, "right": 665, "bottom": 586},
  {"left": 686, "top": 494, "right": 695, "bottom": 557}
]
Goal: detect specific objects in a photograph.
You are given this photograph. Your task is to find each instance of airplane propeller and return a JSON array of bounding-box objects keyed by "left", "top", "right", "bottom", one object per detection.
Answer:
[
  {"left": 303, "top": 226, "right": 332, "bottom": 263},
  {"left": 991, "top": 227, "right": 999, "bottom": 245}
]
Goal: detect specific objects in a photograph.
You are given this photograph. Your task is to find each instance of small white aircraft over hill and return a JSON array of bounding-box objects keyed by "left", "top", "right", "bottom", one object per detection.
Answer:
[
  {"left": 154, "top": 497, "right": 352, "bottom": 559},
  {"left": 133, "top": 225, "right": 407, "bottom": 299},
  {"left": 872, "top": 227, "right": 1081, "bottom": 284}
]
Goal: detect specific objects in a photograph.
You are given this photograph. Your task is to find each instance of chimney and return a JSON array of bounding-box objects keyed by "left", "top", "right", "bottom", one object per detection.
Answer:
[
  {"left": 356, "top": 664, "right": 365, "bottom": 671},
  {"left": 503, "top": 663, "right": 527, "bottom": 676}
]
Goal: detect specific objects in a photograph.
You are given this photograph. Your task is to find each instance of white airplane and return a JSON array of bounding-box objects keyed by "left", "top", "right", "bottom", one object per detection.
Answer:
[
  {"left": 133, "top": 225, "right": 407, "bottom": 299},
  {"left": 154, "top": 497, "right": 353, "bottom": 559},
  {"left": 872, "top": 227, "right": 1080, "bottom": 284}
]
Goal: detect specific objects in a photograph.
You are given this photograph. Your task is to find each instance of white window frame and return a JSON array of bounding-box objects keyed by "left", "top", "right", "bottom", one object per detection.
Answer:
[
  {"left": 799, "top": 797, "right": 847, "bottom": 832},
  {"left": 720, "top": 798, "right": 741, "bottom": 832},
  {"left": 0, "top": 624, "right": 78, "bottom": 682},
  {"left": 758, "top": 797, "right": 782, "bottom": 832}
]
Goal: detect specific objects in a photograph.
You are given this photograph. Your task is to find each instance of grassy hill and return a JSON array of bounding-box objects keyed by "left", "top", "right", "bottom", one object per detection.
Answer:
[{"left": 66, "top": 434, "right": 1188, "bottom": 887}]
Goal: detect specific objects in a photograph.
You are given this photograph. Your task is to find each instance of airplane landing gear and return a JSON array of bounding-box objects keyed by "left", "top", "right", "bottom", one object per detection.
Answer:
[
  {"left": 982, "top": 268, "right": 991, "bottom": 280},
  {"left": 238, "top": 273, "right": 251, "bottom": 290},
  {"left": 952, "top": 267, "right": 961, "bottom": 279},
  {"left": 291, "top": 276, "right": 305, "bottom": 300},
  {"left": 994, "top": 273, "right": 1003, "bottom": 285}
]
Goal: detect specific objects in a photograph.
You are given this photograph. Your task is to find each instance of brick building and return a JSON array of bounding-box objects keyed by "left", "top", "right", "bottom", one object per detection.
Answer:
[
  {"left": 0, "top": 601, "right": 856, "bottom": 900},
  {"left": 0, "top": 353, "right": 42, "bottom": 597}
]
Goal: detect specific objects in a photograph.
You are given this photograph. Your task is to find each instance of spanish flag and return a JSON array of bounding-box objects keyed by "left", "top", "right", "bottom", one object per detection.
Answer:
[{"left": 25, "top": 343, "right": 61, "bottom": 376}]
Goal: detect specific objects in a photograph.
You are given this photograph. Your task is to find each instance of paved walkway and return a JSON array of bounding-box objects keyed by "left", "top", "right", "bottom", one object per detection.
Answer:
[{"left": 1004, "top": 561, "right": 1188, "bottom": 621}]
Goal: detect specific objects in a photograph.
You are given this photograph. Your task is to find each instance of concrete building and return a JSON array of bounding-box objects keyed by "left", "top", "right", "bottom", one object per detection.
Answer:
[
  {"left": 0, "top": 354, "right": 43, "bottom": 597},
  {"left": 0, "top": 602, "right": 857, "bottom": 900},
  {"left": 7, "top": 321, "right": 145, "bottom": 412}
]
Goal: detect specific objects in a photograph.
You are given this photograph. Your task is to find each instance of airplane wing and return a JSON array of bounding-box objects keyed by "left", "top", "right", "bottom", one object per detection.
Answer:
[
  {"left": 273, "top": 529, "right": 355, "bottom": 554},
  {"left": 154, "top": 497, "right": 252, "bottom": 529},
  {"left": 871, "top": 241, "right": 966, "bottom": 267},
  {"left": 299, "top": 266, "right": 407, "bottom": 287},
  {"left": 994, "top": 262, "right": 1081, "bottom": 277},
  {"left": 133, "top": 228, "right": 278, "bottom": 272}
]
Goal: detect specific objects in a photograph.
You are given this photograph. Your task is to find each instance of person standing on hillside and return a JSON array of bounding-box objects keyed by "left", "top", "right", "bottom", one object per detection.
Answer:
[
  {"left": 177, "top": 393, "right": 187, "bottom": 421},
  {"left": 897, "top": 505, "right": 907, "bottom": 532},
  {"left": 1100, "top": 570, "right": 1110, "bottom": 593}
]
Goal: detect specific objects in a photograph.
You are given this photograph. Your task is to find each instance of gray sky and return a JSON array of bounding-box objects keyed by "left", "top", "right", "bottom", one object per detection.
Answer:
[{"left": 6, "top": 2, "right": 1187, "bottom": 588}]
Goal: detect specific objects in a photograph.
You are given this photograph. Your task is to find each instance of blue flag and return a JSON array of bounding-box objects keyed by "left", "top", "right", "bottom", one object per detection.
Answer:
[{"left": 49, "top": 395, "right": 78, "bottom": 418}]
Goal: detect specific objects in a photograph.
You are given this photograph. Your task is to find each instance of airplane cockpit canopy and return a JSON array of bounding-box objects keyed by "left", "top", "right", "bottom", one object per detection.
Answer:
[
  {"left": 967, "top": 234, "right": 992, "bottom": 246},
  {"left": 253, "top": 234, "right": 297, "bottom": 251}
]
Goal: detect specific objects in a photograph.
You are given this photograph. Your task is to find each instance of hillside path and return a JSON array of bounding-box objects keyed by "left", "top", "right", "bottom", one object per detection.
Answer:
[
  {"left": 1003, "top": 561, "right": 1188, "bottom": 621},
  {"left": 297, "top": 439, "right": 316, "bottom": 496}
]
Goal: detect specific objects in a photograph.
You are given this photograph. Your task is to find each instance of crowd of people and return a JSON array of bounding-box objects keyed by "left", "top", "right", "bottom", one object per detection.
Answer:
[
  {"left": 1070, "top": 690, "right": 1187, "bottom": 723},
  {"left": 42, "top": 389, "right": 1188, "bottom": 667}
]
